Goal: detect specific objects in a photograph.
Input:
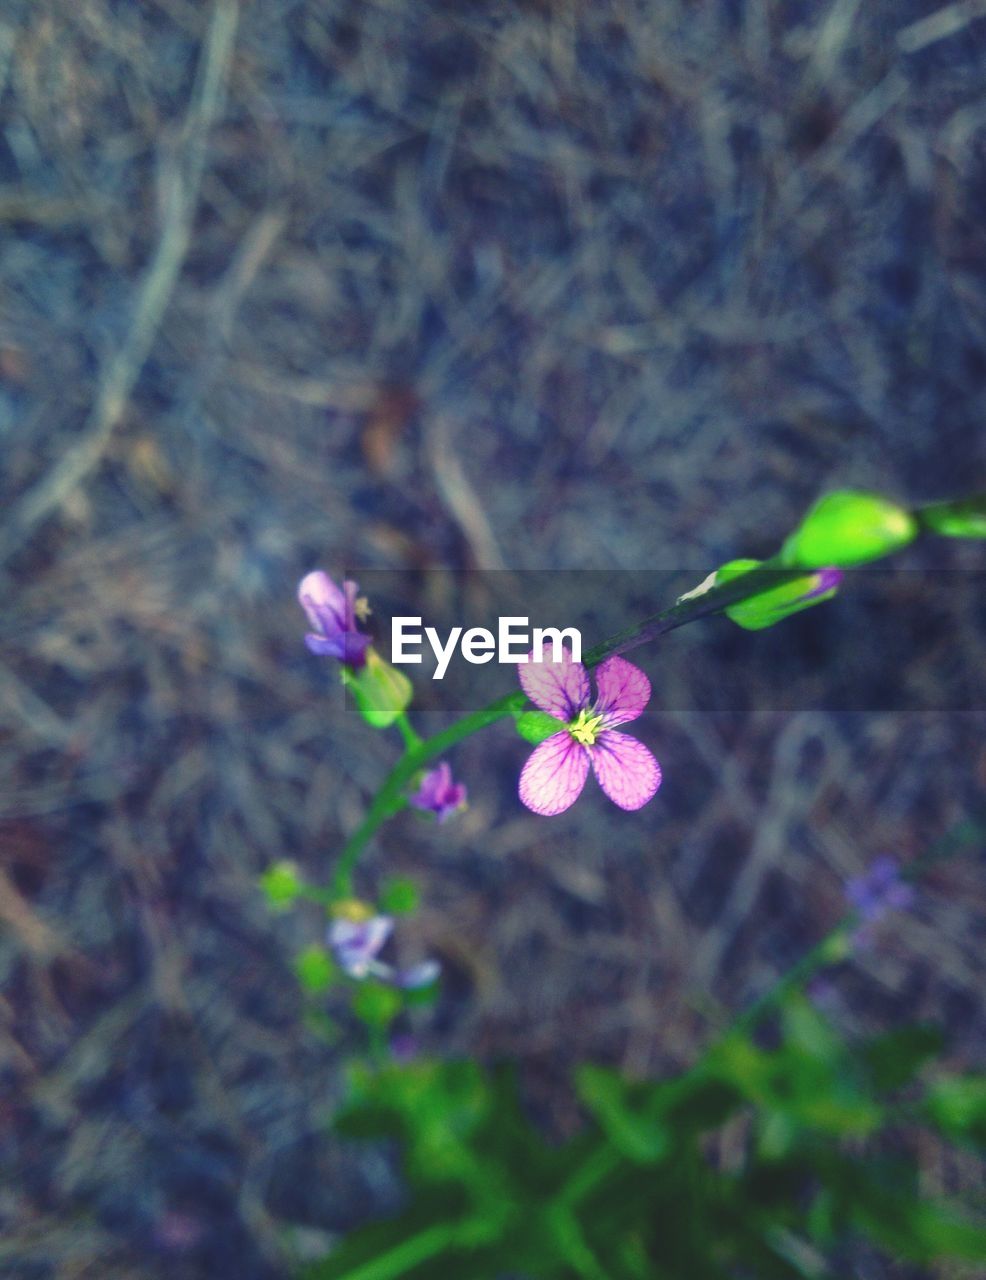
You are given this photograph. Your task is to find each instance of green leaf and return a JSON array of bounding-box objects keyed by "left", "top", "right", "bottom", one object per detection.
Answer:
[
  {"left": 294, "top": 944, "right": 338, "bottom": 994},
  {"left": 918, "top": 494, "right": 986, "bottom": 539},
  {"left": 780, "top": 490, "right": 917, "bottom": 568},
  {"left": 259, "top": 859, "right": 303, "bottom": 910},
  {"left": 343, "top": 649, "right": 413, "bottom": 728},
  {"left": 302, "top": 1008, "right": 340, "bottom": 1044},
  {"left": 861, "top": 1024, "right": 943, "bottom": 1092},
  {"left": 575, "top": 1066, "right": 670, "bottom": 1163},
  {"left": 352, "top": 980, "right": 403, "bottom": 1028},
  {"left": 379, "top": 877, "right": 420, "bottom": 915},
  {"left": 515, "top": 709, "right": 566, "bottom": 744},
  {"left": 926, "top": 1074, "right": 986, "bottom": 1144}
]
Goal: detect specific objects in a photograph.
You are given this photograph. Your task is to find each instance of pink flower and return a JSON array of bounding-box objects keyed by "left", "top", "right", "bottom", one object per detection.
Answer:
[
  {"left": 517, "top": 646, "right": 661, "bottom": 816},
  {"left": 408, "top": 762, "right": 467, "bottom": 823}
]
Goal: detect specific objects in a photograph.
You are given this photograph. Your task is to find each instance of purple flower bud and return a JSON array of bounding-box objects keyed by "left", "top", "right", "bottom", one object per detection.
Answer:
[
  {"left": 389, "top": 1032, "right": 419, "bottom": 1063},
  {"left": 845, "top": 856, "right": 915, "bottom": 950},
  {"left": 298, "top": 570, "right": 372, "bottom": 668},
  {"left": 408, "top": 762, "right": 467, "bottom": 823}
]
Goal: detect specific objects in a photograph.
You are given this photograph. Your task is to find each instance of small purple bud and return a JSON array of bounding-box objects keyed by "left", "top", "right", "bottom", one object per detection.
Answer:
[
  {"left": 298, "top": 570, "right": 372, "bottom": 668},
  {"left": 390, "top": 1032, "right": 419, "bottom": 1063},
  {"left": 408, "top": 762, "right": 467, "bottom": 823},
  {"left": 845, "top": 855, "right": 915, "bottom": 941}
]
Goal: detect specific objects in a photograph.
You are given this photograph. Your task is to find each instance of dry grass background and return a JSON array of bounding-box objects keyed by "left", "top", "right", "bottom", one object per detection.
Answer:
[{"left": 1, "top": 1, "right": 986, "bottom": 1276}]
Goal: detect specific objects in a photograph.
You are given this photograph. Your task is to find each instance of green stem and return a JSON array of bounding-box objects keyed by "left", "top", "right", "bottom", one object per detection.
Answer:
[
  {"left": 322, "top": 1222, "right": 459, "bottom": 1280},
  {"left": 333, "top": 691, "right": 527, "bottom": 896},
  {"left": 581, "top": 556, "right": 805, "bottom": 666},
  {"left": 914, "top": 493, "right": 986, "bottom": 538},
  {"left": 394, "top": 711, "right": 421, "bottom": 750}
]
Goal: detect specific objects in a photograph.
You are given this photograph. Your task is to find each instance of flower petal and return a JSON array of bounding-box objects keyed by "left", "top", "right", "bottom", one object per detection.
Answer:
[
  {"left": 518, "top": 644, "right": 590, "bottom": 720},
  {"left": 328, "top": 915, "right": 394, "bottom": 974},
  {"left": 397, "top": 960, "right": 441, "bottom": 989},
  {"left": 298, "top": 570, "right": 346, "bottom": 631},
  {"left": 590, "top": 730, "right": 661, "bottom": 811},
  {"left": 594, "top": 656, "right": 651, "bottom": 727},
  {"left": 519, "top": 731, "right": 589, "bottom": 816},
  {"left": 305, "top": 631, "right": 347, "bottom": 659}
]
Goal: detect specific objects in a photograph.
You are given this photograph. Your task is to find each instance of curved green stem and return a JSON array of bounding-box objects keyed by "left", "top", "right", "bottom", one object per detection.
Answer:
[{"left": 333, "top": 691, "right": 527, "bottom": 896}]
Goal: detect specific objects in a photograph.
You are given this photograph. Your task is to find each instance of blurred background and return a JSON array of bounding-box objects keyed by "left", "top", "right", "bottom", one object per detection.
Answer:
[{"left": 1, "top": 1, "right": 985, "bottom": 1276}]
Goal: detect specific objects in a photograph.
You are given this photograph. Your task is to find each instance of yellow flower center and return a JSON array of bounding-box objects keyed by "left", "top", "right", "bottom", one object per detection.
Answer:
[
  {"left": 569, "top": 708, "right": 604, "bottom": 746},
  {"left": 331, "top": 897, "right": 374, "bottom": 922}
]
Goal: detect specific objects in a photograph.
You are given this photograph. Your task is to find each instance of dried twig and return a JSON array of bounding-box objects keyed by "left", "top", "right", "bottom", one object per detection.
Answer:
[{"left": 0, "top": 0, "right": 239, "bottom": 568}]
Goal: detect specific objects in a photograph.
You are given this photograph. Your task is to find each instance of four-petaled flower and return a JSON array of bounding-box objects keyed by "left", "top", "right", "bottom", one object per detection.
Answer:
[
  {"left": 328, "top": 902, "right": 439, "bottom": 989},
  {"left": 408, "top": 762, "right": 467, "bottom": 823},
  {"left": 518, "top": 646, "right": 661, "bottom": 815},
  {"left": 298, "top": 570, "right": 372, "bottom": 667}
]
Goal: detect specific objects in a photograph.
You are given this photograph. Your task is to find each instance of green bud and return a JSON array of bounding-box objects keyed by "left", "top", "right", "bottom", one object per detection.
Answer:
[
  {"left": 260, "top": 860, "right": 303, "bottom": 910},
  {"left": 918, "top": 494, "right": 986, "bottom": 539},
  {"left": 716, "top": 559, "right": 841, "bottom": 631},
  {"left": 352, "top": 980, "right": 403, "bottom": 1028},
  {"left": 294, "top": 945, "right": 338, "bottom": 993},
  {"left": 781, "top": 490, "right": 917, "bottom": 568},
  {"left": 514, "top": 708, "right": 566, "bottom": 744},
  {"left": 343, "top": 648, "right": 413, "bottom": 728},
  {"left": 379, "top": 877, "right": 420, "bottom": 915},
  {"left": 927, "top": 1076, "right": 986, "bottom": 1133}
]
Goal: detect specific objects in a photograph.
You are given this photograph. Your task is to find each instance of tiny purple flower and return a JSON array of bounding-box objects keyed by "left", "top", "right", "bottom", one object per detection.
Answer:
[
  {"left": 389, "top": 1032, "right": 420, "bottom": 1063},
  {"left": 517, "top": 646, "right": 661, "bottom": 816},
  {"left": 846, "top": 855, "right": 915, "bottom": 923},
  {"left": 327, "top": 914, "right": 439, "bottom": 989},
  {"left": 328, "top": 914, "right": 394, "bottom": 978},
  {"left": 408, "top": 762, "right": 467, "bottom": 823},
  {"left": 298, "top": 570, "right": 372, "bottom": 668}
]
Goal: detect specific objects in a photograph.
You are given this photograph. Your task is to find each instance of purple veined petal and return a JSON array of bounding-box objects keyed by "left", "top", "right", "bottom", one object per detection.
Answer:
[
  {"left": 397, "top": 959, "right": 441, "bottom": 989},
  {"left": 298, "top": 570, "right": 347, "bottom": 632},
  {"left": 519, "top": 730, "right": 590, "bottom": 816},
  {"left": 517, "top": 644, "right": 590, "bottom": 721},
  {"left": 590, "top": 730, "right": 662, "bottom": 811},
  {"left": 593, "top": 656, "right": 652, "bottom": 728}
]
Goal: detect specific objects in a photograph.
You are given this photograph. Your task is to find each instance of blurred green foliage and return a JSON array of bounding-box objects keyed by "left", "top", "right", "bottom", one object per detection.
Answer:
[{"left": 301, "top": 994, "right": 986, "bottom": 1279}]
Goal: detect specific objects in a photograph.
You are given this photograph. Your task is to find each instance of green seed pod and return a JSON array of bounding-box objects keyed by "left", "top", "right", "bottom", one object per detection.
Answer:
[
  {"left": 343, "top": 647, "right": 413, "bottom": 728},
  {"left": 781, "top": 491, "right": 917, "bottom": 568},
  {"left": 717, "top": 559, "right": 841, "bottom": 631}
]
